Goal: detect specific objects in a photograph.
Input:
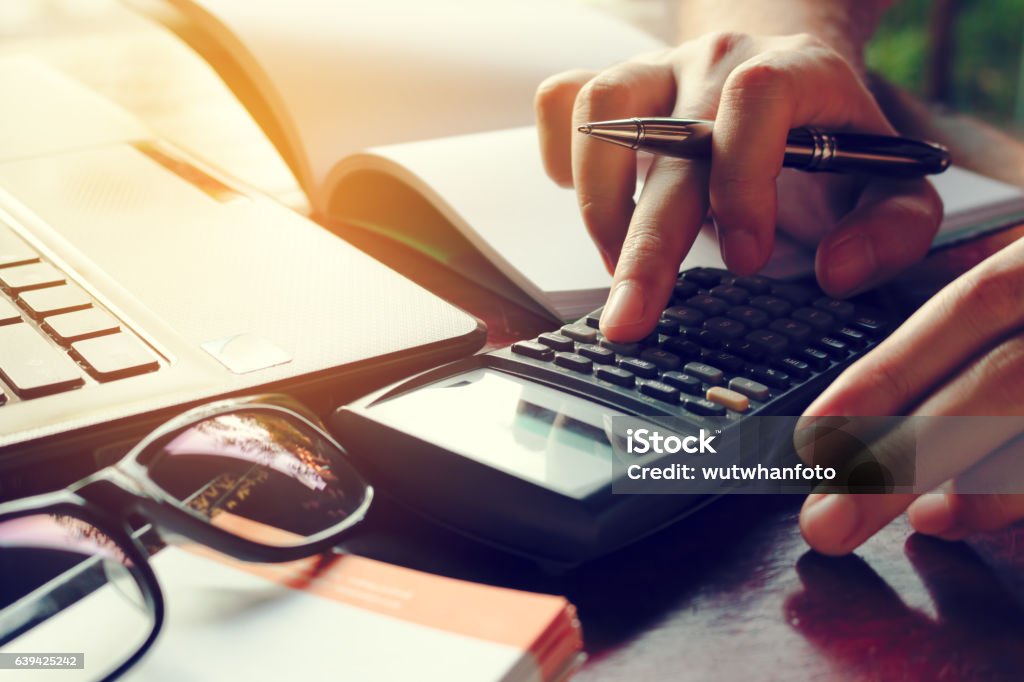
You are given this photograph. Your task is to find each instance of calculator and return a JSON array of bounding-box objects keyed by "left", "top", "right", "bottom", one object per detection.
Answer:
[{"left": 331, "top": 268, "right": 895, "bottom": 566}]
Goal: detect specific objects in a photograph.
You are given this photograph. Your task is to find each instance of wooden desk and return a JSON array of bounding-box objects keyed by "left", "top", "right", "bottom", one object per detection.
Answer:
[{"left": 7, "top": 4, "right": 1024, "bottom": 680}]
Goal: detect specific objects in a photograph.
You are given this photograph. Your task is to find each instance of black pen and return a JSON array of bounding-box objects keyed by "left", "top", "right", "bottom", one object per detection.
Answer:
[{"left": 578, "top": 117, "right": 951, "bottom": 177}]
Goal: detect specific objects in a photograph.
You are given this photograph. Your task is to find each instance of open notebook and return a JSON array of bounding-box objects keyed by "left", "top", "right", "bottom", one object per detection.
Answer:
[{"left": 156, "top": 0, "right": 1024, "bottom": 320}]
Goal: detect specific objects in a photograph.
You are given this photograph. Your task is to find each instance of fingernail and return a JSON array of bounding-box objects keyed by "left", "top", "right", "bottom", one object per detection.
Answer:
[
  {"left": 908, "top": 494, "right": 956, "bottom": 537},
  {"left": 824, "top": 232, "right": 875, "bottom": 294},
  {"left": 721, "top": 229, "right": 760, "bottom": 273},
  {"left": 600, "top": 280, "right": 646, "bottom": 330},
  {"left": 801, "top": 494, "right": 860, "bottom": 555}
]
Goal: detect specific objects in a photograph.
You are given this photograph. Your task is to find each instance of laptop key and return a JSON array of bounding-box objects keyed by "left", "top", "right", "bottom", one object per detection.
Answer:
[
  {"left": 0, "top": 262, "right": 65, "bottom": 293},
  {"left": 45, "top": 307, "right": 121, "bottom": 344},
  {"left": 72, "top": 333, "right": 158, "bottom": 381},
  {"left": 0, "top": 297, "right": 20, "bottom": 325},
  {"left": 0, "top": 323, "right": 84, "bottom": 398},
  {"left": 0, "top": 230, "right": 39, "bottom": 268},
  {"left": 18, "top": 283, "right": 92, "bottom": 319}
]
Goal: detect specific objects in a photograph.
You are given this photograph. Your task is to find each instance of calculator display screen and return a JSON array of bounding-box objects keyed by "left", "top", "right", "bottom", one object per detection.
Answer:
[{"left": 367, "top": 369, "right": 624, "bottom": 497}]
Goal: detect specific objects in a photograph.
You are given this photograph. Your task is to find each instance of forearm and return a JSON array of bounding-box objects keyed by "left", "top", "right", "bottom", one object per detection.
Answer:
[{"left": 676, "top": 0, "right": 895, "bottom": 66}]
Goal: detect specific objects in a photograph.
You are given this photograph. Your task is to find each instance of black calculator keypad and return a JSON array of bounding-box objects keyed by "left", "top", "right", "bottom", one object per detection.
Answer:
[{"left": 500, "top": 269, "right": 892, "bottom": 423}]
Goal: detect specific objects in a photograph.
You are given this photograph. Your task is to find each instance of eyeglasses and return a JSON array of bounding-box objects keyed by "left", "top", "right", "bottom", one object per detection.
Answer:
[{"left": 0, "top": 394, "right": 372, "bottom": 681}]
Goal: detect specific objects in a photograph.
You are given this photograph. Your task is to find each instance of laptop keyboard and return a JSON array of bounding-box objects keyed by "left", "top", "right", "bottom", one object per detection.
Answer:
[{"left": 0, "top": 222, "right": 160, "bottom": 403}]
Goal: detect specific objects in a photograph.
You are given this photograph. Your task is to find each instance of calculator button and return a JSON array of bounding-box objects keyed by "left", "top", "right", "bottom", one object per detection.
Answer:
[
  {"left": 72, "top": 333, "right": 159, "bottom": 381},
  {"left": 0, "top": 263, "right": 65, "bottom": 293},
  {"left": 595, "top": 365, "right": 635, "bottom": 387},
  {"left": 619, "top": 357, "right": 658, "bottom": 379},
  {"left": 577, "top": 344, "right": 616, "bottom": 364},
  {"left": 777, "top": 357, "right": 810, "bottom": 379},
  {"left": 560, "top": 324, "right": 598, "bottom": 344},
  {"left": 640, "top": 331, "right": 661, "bottom": 347},
  {"left": 672, "top": 280, "right": 699, "bottom": 301},
  {"left": 657, "top": 318, "right": 680, "bottom": 336},
  {"left": 709, "top": 285, "right": 749, "bottom": 305},
  {"left": 639, "top": 381, "right": 680, "bottom": 404},
  {"left": 663, "top": 306, "right": 705, "bottom": 327},
  {"left": 584, "top": 311, "right": 602, "bottom": 329},
  {"left": 746, "top": 366, "right": 791, "bottom": 389},
  {"left": 854, "top": 315, "right": 887, "bottom": 337},
  {"left": 538, "top": 333, "right": 574, "bottom": 352},
  {"left": 771, "top": 283, "right": 815, "bottom": 306},
  {"left": 512, "top": 341, "right": 554, "bottom": 361},
  {"left": 0, "top": 231, "right": 39, "bottom": 267},
  {"left": 813, "top": 298, "right": 855, "bottom": 321},
  {"left": 0, "top": 298, "right": 19, "bottom": 325},
  {"left": 699, "top": 350, "right": 743, "bottom": 373},
  {"left": 723, "top": 340, "right": 763, "bottom": 362},
  {"left": 728, "top": 377, "right": 770, "bottom": 401},
  {"left": 662, "top": 371, "right": 703, "bottom": 395},
  {"left": 749, "top": 295, "right": 792, "bottom": 317},
  {"left": 684, "top": 397, "right": 727, "bottom": 417},
  {"left": 18, "top": 284, "right": 92, "bottom": 319},
  {"left": 704, "top": 317, "right": 747, "bottom": 341},
  {"left": 836, "top": 326, "right": 868, "bottom": 349},
  {"left": 685, "top": 295, "right": 729, "bottom": 317},
  {"left": 791, "top": 307, "right": 835, "bottom": 332},
  {"left": 730, "top": 275, "right": 771, "bottom": 295},
  {"left": 727, "top": 306, "right": 770, "bottom": 329},
  {"left": 769, "top": 318, "right": 813, "bottom": 343},
  {"left": 745, "top": 329, "right": 789, "bottom": 357},
  {"left": 682, "top": 326, "right": 723, "bottom": 349},
  {"left": 799, "top": 347, "right": 830, "bottom": 371},
  {"left": 814, "top": 336, "right": 849, "bottom": 358},
  {"left": 554, "top": 352, "right": 593, "bottom": 373},
  {"left": 600, "top": 339, "right": 641, "bottom": 356},
  {"left": 43, "top": 308, "right": 120, "bottom": 345},
  {"left": 661, "top": 337, "right": 701, "bottom": 360},
  {"left": 683, "top": 362, "right": 723, "bottom": 385},
  {"left": 682, "top": 268, "right": 724, "bottom": 288},
  {"left": 706, "top": 386, "right": 749, "bottom": 413},
  {"left": 640, "top": 348, "right": 681, "bottom": 372}
]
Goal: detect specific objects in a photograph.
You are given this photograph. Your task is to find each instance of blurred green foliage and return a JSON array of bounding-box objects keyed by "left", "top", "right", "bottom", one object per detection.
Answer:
[{"left": 867, "top": 0, "right": 1024, "bottom": 127}]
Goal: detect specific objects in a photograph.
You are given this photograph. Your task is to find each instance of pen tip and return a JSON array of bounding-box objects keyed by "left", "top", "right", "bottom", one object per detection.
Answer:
[{"left": 577, "top": 125, "right": 592, "bottom": 135}]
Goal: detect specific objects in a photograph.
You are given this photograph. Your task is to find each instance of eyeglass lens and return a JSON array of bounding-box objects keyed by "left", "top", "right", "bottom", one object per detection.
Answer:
[
  {"left": 140, "top": 410, "right": 369, "bottom": 546},
  {"left": 0, "top": 513, "right": 154, "bottom": 680}
]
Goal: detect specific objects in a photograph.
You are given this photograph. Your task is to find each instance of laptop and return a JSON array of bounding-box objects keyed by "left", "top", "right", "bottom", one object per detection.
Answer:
[{"left": 0, "top": 57, "right": 484, "bottom": 484}]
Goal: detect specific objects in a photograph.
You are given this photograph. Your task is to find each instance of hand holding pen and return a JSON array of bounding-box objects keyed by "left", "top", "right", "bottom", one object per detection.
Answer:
[
  {"left": 535, "top": 32, "right": 943, "bottom": 341},
  {"left": 579, "top": 117, "right": 950, "bottom": 177}
]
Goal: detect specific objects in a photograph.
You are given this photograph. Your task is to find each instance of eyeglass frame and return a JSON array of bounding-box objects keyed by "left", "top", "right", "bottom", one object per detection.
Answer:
[{"left": 0, "top": 394, "right": 374, "bottom": 681}]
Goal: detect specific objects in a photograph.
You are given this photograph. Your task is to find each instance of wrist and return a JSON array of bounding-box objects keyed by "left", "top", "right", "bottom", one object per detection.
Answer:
[{"left": 676, "top": 0, "right": 891, "bottom": 70}]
